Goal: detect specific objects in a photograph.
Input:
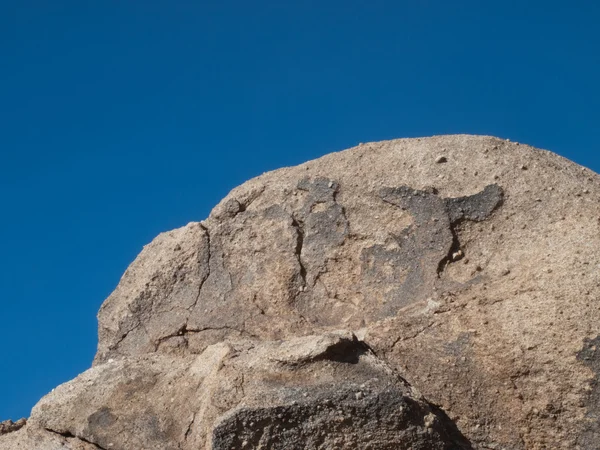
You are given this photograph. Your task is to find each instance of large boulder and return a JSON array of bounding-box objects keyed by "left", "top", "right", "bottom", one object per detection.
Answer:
[{"left": 4, "top": 135, "right": 600, "bottom": 449}]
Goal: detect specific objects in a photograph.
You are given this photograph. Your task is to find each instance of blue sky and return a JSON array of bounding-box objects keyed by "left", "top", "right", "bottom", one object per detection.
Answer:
[{"left": 1, "top": 1, "right": 599, "bottom": 420}]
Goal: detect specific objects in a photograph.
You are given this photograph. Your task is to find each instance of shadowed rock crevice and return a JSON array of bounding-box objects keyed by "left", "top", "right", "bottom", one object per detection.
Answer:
[
  {"left": 269, "top": 332, "right": 369, "bottom": 366},
  {"left": 436, "top": 226, "right": 463, "bottom": 275},
  {"left": 310, "top": 334, "right": 368, "bottom": 364}
]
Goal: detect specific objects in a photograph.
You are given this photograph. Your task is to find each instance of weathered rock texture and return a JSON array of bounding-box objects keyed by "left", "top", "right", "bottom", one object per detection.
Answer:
[{"left": 4, "top": 135, "right": 600, "bottom": 449}]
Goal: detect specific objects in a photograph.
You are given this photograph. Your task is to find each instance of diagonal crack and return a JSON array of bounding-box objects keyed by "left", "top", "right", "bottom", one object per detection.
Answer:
[
  {"left": 184, "top": 412, "right": 196, "bottom": 442},
  {"left": 390, "top": 321, "right": 436, "bottom": 351},
  {"left": 44, "top": 428, "right": 107, "bottom": 450},
  {"left": 108, "top": 321, "right": 142, "bottom": 351}
]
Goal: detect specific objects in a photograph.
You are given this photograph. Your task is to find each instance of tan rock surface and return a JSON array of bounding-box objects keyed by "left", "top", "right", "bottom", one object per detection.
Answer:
[
  {"left": 0, "top": 424, "right": 99, "bottom": 450},
  {"left": 4, "top": 135, "right": 600, "bottom": 449},
  {"left": 25, "top": 332, "right": 470, "bottom": 449}
]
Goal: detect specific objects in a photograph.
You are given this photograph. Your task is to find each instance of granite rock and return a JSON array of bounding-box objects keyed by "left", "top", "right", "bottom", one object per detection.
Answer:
[{"left": 4, "top": 135, "right": 600, "bottom": 449}]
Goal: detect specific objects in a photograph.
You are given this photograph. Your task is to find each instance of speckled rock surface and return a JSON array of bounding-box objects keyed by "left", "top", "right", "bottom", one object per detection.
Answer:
[
  {"left": 25, "top": 332, "right": 470, "bottom": 449},
  {"left": 4, "top": 135, "right": 600, "bottom": 449}
]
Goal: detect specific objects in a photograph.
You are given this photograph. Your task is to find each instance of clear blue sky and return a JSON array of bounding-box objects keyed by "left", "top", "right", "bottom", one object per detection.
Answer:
[{"left": 1, "top": 1, "right": 599, "bottom": 420}]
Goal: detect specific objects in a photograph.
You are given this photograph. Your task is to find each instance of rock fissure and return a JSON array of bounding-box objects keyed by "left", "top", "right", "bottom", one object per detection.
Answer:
[
  {"left": 189, "top": 223, "right": 212, "bottom": 313},
  {"left": 184, "top": 412, "right": 196, "bottom": 442},
  {"left": 108, "top": 321, "right": 142, "bottom": 351},
  {"left": 44, "top": 428, "right": 106, "bottom": 450},
  {"left": 389, "top": 321, "right": 437, "bottom": 351},
  {"left": 291, "top": 215, "right": 308, "bottom": 288},
  {"left": 156, "top": 324, "right": 259, "bottom": 351},
  {"left": 436, "top": 226, "right": 463, "bottom": 276},
  {"left": 182, "top": 325, "right": 259, "bottom": 339}
]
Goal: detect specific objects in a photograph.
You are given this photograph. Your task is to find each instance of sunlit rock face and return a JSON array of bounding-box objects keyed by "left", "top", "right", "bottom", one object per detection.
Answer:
[{"left": 4, "top": 135, "right": 600, "bottom": 449}]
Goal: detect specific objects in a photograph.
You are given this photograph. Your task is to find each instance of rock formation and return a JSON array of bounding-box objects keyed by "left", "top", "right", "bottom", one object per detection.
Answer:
[{"left": 3, "top": 135, "right": 600, "bottom": 449}]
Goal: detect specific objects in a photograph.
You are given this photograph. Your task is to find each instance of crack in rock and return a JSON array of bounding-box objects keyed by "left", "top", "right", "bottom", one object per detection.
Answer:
[
  {"left": 44, "top": 428, "right": 107, "bottom": 450},
  {"left": 291, "top": 215, "right": 308, "bottom": 289},
  {"left": 294, "top": 177, "right": 350, "bottom": 287},
  {"left": 189, "top": 223, "right": 212, "bottom": 313}
]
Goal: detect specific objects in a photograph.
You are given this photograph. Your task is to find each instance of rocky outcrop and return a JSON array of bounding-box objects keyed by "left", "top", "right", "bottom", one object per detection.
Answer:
[
  {"left": 0, "top": 419, "right": 26, "bottom": 436},
  {"left": 27, "top": 332, "right": 470, "bottom": 449},
  {"left": 4, "top": 135, "right": 600, "bottom": 449}
]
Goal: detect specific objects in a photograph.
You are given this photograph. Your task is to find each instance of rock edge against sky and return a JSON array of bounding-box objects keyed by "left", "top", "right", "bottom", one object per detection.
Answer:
[{"left": 2, "top": 135, "right": 600, "bottom": 449}]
